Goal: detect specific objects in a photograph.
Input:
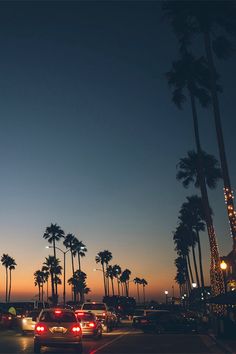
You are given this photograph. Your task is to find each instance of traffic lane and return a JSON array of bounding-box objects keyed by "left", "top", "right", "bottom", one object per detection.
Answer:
[
  {"left": 90, "top": 331, "right": 226, "bottom": 354},
  {"left": 0, "top": 329, "right": 126, "bottom": 353}
]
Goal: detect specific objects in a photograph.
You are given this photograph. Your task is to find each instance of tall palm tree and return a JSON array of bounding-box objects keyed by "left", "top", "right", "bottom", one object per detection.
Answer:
[
  {"left": 162, "top": 0, "right": 236, "bottom": 253},
  {"left": 140, "top": 279, "right": 148, "bottom": 305},
  {"left": 112, "top": 265, "right": 122, "bottom": 296},
  {"left": 95, "top": 250, "right": 113, "bottom": 297},
  {"left": 43, "top": 256, "right": 62, "bottom": 305},
  {"left": 8, "top": 257, "right": 16, "bottom": 302},
  {"left": 1, "top": 254, "right": 12, "bottom": 302},
  {"left": 173, "top": 224, "right": 192, "bottom": 294},
  {"left": 177, "top": 150, "right": 224, "bottom": 295},
  {"left": 63, "top": 233, "right": 76, "bottom": 276},
  {"left": 34, "top": 270, "right": 44, "bottom": 301},
  {"left": 180, "top": 195, "right": 207, "bottom": 289},
  {"left": 120, "top": 269, "right": 131, "bottom": 297},
  {"left": 42, "top": 266, "right": 50, "bottom": 302},
  {"left": 73, "top": 239, "right": 87, "bottom": 272},
  {"left": 68, "top": 270, "right": 90, "bottom": 303},
  {"left": 166, "top": 42, "right": 224, "bottom": 295},
  {"left": 175, "top": 256, "right": 187, "bottom": 297},
  {"left": 43, "top": 223, "right": 65, "bottom": 260},
  {"left": 106, "top": 265, "right": 116, "bottom": 296},
  {"left": 134, "top": 277, "right": 141, "bottom": 303}
]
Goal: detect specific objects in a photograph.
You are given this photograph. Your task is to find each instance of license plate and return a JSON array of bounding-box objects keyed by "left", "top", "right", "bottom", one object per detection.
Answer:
[{"left": 53, "top": 327, "right": 64, "bottom": 333}]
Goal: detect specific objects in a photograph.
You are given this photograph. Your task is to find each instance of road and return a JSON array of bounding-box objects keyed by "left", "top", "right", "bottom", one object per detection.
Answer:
[{"left": 0, "top": 323, "right": 225, "bottom": 354}]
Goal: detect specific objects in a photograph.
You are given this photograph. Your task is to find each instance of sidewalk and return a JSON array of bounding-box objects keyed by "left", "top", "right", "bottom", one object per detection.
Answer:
[{"left": 208, "top": 332, "right": 236, "bottom": 354}]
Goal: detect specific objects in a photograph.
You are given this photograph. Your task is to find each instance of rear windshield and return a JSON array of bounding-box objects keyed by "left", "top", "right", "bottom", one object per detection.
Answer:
[
  {"left": 82, "top": 304, "right": 106, "bottom": 311},
  {"left": 77, "top": 313, "right": 95, "bottom": 321},
  {"left": 39, "top": 311, "right": 76, "bottom": 323}
]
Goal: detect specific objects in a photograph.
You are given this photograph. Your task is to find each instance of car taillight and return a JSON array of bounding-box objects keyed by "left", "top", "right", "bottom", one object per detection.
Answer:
[
  {"left": 88, "top": 322, "right": 95, "bottom": 328},
  {"left": 71, "top": 325, "right": 81, "bottom": 333},
  {"left": 36, "top": 324, "right": 46, "bottom": 333},
  {"left": 102, "top": 312, "right": 106, "bottom": 317}
]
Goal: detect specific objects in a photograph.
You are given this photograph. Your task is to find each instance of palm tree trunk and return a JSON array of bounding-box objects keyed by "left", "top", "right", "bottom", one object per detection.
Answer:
[
  {"left": 189, "top": 89, "right": 224, "bottom": 295},
  {"left": 111, "top": 278, "right": 115, "bottom": 296},
  {"left": 184, "top": 256, "right": 191, "bottom": 295},
  {"left": 71, "top": 251, "right": 75, "bottom": 275},
  {"left": 101, "top": 263, "right": 107, "bottom": 297},
  {"left": 187, "top": 254, "right": 194, "bottom": 285},
  {"left": 143, "top": 286, "right": 146, "bottom": 305},
  {"left": 8, "top": 270, "right": 12, "bottom": 302},
  {"left": 136, "top": 284, "right": 140, "bottom": 303},
  {"left": 196, "top": 230, "right": 205, "bottom": 289},
  {"left": 191, "top": 245, "right": 200, "bottom": 288},
  {"left": 78, "top": 254, "right": 81, "bottom": 272},
  {"left": 38, "top": 284, "right": 41, "bottom": 301},
  {"left": 204, "top": 30, "right": 236, "bottom": 251},
  {"left": 5, "top": 267, "right": 8, "bottom": 303},
  {"left": 117, "top": 278, "right": 120, "bottom": 296}
]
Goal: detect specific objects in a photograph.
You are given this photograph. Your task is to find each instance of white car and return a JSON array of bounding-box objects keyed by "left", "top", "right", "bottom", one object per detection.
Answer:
[
  {"left": 81, "top": 302, "right": 114, "bottom": 332},
  {"left": 22, "top": 310, "right": 39, "bottom": 334}
]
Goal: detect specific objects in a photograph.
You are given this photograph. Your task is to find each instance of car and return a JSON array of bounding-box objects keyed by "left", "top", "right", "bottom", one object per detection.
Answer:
[
  {"left": 132, "top": 309, "right": 164, "bottom": 327},
  {"left": 33, "top": 308, "right": 82, "bottom": 353},
  {"left": 0, "top": 310, "right": 14, "bottom": 329},
  {"left": 75, "top": 311, "right": 102, "bottom": 339},
  {"left": 81, "top": 302, "right": 114, "bottom": 332},
  {"left": 135, "top": 311, "right": 197, "bottom": 334},
  {"left": 21, "top": 310, "right": 40, "bottom": 335}
]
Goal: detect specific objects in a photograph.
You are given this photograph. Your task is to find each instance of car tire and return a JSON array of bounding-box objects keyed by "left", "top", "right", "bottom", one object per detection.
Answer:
[
  {"left": 34, "top": 343, "right": 41, "bottom": 354},
  {"left": 74, "top": 343, "right": 83, "bottom": 353}
]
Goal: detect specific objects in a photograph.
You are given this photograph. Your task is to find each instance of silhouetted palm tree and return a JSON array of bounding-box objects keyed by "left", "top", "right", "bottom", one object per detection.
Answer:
[
  {"left": 95, "top": 250, "right": 113, "bottom": 297},
  {"left": 180, "top": 195, "right": 207, "bottom": 288},
  {"left": 120, "top": 269, "right": 131, "bottom": 297},
  {"left": 68, "top": 270, "right": 90, "bottom": 303},
  {"left": 42, "top": 266, "right": 50, "bottom": 302},
  {"left": 1, "top": 254, "right": 11, "bottom": 302},
  {"left": 140, "top": 279, "right": 148, "bottom": 305},
  {"left": 134, "top": 277, "right": 141, "bottom": 303},
  {"left": 112, "top": 265, "right": 122, "bottom": 296},
  {"left": 106, "top": 265, "right": 116, "bottom": 296},
  {"left": 43, "top": 223, "right": 65, "bottom": 260},
  {"left": 7, "top": 257, "right": 16, "bottom": 302},
  {"left": 63, "top": 233, "right": 76, "bottom": 276},
  {"left": 175, "top": 256, "right": 187, "bottom": 296},
  {"left": 74, "top": 239, "right": 87, "bottom": 272},
  {"left": 177, "top": 150, "right": 224, "bottom": 294},
  {"left": 43, "top": 256, "right": 62, "bottom": 305},
  {"left": 163, "top": 0, "right": 236, "bottom": 253},
  {"left": 34, "top": 270, "right": 44, "bottom": 301}
]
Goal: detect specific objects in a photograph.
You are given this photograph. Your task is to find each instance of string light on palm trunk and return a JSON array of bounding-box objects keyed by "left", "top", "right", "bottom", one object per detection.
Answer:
[{"left": 224, "top": 187, "right": 236, "bottom": 236}]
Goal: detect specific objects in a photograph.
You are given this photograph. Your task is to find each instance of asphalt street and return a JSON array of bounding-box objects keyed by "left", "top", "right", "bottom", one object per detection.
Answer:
[{"left": 0, "top": 324, "right": 226, "bottom": 354}]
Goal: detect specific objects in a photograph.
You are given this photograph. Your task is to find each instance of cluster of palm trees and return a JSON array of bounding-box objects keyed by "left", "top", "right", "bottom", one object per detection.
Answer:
[
  {"left": 34, "top": 223, "right": 88, "bottom": 305},
  {"left": 134, "top": 277, "right": 148, "bottom": 304},
  {"left": 1, "top": 254, "right": 17, "bottom": 302},
  {"left": 162, "top": 1, "right": 236, "bottom": 296},
  {"left": 95, "top": 250, "right": 148, "bottom": 303}
]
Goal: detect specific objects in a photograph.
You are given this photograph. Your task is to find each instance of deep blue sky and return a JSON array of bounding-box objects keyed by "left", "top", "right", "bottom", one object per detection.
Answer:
[{"left": 0, "top": 1, "right": 235, "bottom": 300}]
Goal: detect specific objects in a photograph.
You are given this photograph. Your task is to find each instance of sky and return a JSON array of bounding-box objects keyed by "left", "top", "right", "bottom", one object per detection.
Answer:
[{"left": 0, "top": 1, "right": 235, "bottom": 303}]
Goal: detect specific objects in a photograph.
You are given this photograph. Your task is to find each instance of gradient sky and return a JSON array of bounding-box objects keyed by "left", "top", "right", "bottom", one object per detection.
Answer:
[{"left": 0, "top": 1, "right": 235, "bottom": 303}]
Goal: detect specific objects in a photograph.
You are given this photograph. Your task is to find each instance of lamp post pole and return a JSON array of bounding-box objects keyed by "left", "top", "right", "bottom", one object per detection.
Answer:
[{"left": 220, "top": 260, "right": 228, "bottom": 293}]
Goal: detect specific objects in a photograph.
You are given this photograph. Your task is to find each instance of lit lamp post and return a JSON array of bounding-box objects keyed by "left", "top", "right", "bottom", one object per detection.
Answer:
[
  {"left": 164, "top": 290, "right": 168, "bottom": 305},
  {"left": 46, "top": 246, "right": 70, "bottom": 306},
  {"left": 220, "top": 260, "right": 228, "bottom": 293}
]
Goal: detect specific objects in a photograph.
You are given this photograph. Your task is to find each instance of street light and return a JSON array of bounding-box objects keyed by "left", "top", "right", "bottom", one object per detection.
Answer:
[
  {"left": 164, "top": 290, "right": 168, "bottom": 305},
  {"left": 220, "top": 260, "right": 228, "bottom": 292},
  {"left": 45, "top": 245, "right": 70, "bottom": 306}
]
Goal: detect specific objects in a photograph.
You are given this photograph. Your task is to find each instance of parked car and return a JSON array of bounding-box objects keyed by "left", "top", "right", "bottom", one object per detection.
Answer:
[
  {"left": 75, "top": 310, "right": 102, "bottom": 339},
  {"left": 33, "top": 308, "right": 82, "bottom": 353},
  {"left": 132, "top": 309, "right": 165, "bottom": 328},
  {"left": 135, "top": 311, "right": 197, "bottom": 334},
  {"left": 0, "top": 310, "right": 14, "bottom": 329},
  {"left": 81, "top": 302, "right": 114, "bottom": 332},
  {"left": 21, "top": 310, "right": 40, "bottom": 335}
]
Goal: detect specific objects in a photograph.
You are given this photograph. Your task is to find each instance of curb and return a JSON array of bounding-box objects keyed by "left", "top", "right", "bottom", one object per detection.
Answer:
[{"left": 208, "top": 333, "right": 236, "bottom": 354}]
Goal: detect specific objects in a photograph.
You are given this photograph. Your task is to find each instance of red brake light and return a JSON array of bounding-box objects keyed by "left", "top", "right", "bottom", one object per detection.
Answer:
[
  {"left": 72, "top": 325, "right": 81, "bottom": 333},
  {"left": 36, "top": 324, "right": 46, "bottom": 333},
  {"left": 54, "top": 310, "right": 62, "bottom": 314},
  {"left": 102, "top": 312, "right": 106, "bottom": 317},
  {"left": 88, "top": 322, "right": 95, "bottom": 328},
  {"left": 76, "top": 312, "right": 85, "bottom": 316}
]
